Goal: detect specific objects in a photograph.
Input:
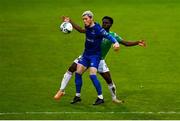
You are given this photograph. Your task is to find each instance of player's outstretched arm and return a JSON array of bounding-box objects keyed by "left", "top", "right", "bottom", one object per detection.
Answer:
[
  {"left": 70, "top": 20, "right": 86, "bottom": 33},
  {"left": 120, "top": 40, "right": 146, "bottom": 47},
  {"left": 62, "top": 16, "right": 85, "bottom": 33}
]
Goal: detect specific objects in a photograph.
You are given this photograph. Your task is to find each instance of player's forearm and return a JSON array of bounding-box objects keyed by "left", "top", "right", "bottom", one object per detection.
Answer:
[
  {"left": 107, "top": 35, "right": 119, "bottom": 51},
  {"left": 107, "top": 35, "right": 118, "bottom": 43},
  {"left": 69, "top": 20, "right": 85, "bottom": 33},
  {"left": 100, "top": 29, "right": 117, "bottom": 43},
  {"left": 121, "top": 40, "right": 139, "bottom": 46}
]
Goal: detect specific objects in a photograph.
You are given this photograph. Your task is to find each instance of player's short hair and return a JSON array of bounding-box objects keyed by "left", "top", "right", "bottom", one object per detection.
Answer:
[
  {"left": 102, "top": 16, "right": 114, "bottom": 24},
  {"left": 82, "top": 10, "right": 94, "bottom": 19}
]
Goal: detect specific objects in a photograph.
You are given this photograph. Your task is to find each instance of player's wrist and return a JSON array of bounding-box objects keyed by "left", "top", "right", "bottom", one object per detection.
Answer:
[
  {"left": 69, "top": 18, "right": 72, "bottom": 23},
  {"left": 138, "top": 40, "right": 145, "bottom": 47},
  {"left": 113, "top": 39, "right": 118, "bottom": 44},
  {"left": 137, "top": 41, "right": 141, "bottom": 46}
]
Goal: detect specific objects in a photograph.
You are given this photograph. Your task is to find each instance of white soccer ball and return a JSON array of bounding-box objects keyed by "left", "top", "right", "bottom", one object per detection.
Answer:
[{"left": 60, "top": 22, "right": 73, "bottom": 33}]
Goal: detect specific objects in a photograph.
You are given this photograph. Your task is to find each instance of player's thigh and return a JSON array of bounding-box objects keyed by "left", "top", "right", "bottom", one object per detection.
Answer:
[
  {"left": 78, "top": 55, "right": 89, "bottom": 69},
  {"left": 89, "top": 67, "right": 97, "bottom": 75},
  {"left": 68, "top": 55, "right": 82, "bottom": 72},
  {"left": 89, "top": 55, "right": 101, "bottom": 68},
  {"left": 76, "top": 63, "right": 87, "bottom": 74},
  {"left": 68, "top": 62, "right": 77, "bottom": 73}
]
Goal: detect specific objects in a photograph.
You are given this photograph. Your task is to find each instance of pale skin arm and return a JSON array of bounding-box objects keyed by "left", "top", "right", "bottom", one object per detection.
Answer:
[
  {"left": 62, "top": 16, "right": 85, "bottom": 33},
  {"left": 62, "top": 16, "right": 121, "bottom": 51},
  {"left": 113, "top": 42, "right": 120, "bottom": 51}
]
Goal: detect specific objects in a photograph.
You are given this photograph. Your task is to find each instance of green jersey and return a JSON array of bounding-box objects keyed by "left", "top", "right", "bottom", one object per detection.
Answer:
[{"left": 101, "top": 31, "right": 123, "bottom": 59}]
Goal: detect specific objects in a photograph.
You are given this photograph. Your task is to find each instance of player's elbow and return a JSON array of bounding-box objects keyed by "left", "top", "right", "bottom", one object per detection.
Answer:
[
  {"left": 79, "top": 30, "right": 85, "bottom": 33},
  {"left": 124, "top": 44, "right": 130, "bottom": 46},
  {"left": 79, "top": 30, "right": 84, "bottom": 33},
  {"left": 122, "top": 42, "right": 131, "bottom": 46}
]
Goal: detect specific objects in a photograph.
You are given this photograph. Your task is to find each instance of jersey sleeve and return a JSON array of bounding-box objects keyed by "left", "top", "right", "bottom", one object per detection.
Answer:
[
  {"left": 114, "top": 32, "right": 123, "bottom": 43},
  {"left": 99, "top": 28, "right": 117, "bottom": 43}
]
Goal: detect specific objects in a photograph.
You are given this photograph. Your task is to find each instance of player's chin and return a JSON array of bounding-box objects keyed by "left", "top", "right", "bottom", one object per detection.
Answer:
[{"left": 85, "top": 24, "right": 90, "bottom": 27}]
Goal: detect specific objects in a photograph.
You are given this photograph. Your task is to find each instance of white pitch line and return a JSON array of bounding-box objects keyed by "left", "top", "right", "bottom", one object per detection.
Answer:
[{"left": 0, "top": 111, "right": 180, "bottom": 115}]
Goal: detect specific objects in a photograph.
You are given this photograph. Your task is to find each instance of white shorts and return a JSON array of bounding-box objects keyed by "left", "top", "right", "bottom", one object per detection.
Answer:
[
  {"left": 73, "top": 56, "right": 110, "bottom": 73},
  {"left": 97, "top": 60, "right": 110, "bottom": 73},
  {"left": 73, "top": 55, "right": 82, "bottom": 64}
]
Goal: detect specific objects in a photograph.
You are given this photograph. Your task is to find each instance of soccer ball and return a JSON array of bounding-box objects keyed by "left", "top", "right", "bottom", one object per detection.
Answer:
[{"left": 60, "top": 22, "right": 73, "bottom": 33}]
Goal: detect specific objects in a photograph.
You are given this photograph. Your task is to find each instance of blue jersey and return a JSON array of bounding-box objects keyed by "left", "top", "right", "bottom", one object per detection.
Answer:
[{"left": 83, "top": 23, "right": 117, "bottom": 56}]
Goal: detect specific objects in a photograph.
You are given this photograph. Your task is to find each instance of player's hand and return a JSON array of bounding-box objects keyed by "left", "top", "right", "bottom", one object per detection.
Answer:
[
  {"left": 113, "top": 42, "right": 120, "bottom": 51},
  {"left": 62, "top": 16, "right": 70, "bottom": 22},
  {"left": 138, "top": 40, "right": 146, "bottom": 47}
]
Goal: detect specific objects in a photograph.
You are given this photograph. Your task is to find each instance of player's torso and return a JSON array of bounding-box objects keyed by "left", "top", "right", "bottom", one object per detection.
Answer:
[
  {"left": 100, "top": 32, "right": 115, "bottom": 59},
  {"left": 84, "top": 23, "right": 103, "bottom": 56}
]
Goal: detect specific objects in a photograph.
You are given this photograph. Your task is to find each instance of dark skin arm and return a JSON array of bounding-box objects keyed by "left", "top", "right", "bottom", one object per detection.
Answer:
[
  {"left": 62, "top": 16, "right": 146, "bottom": 47},
  {"left": 120, "top": 40, "right": 146, "bottom": 47},
  {"left": 62, "top": 16, "right": 85, "bottom": 33}
]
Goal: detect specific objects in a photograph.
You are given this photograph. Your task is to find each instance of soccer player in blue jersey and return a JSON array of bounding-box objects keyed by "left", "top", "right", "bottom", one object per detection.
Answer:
[
  {"left": 67, "top": 11, "right": 119, "bottom": 105},
  {"left": 54, "top": 15, "right": 146, "bottom": 104}
]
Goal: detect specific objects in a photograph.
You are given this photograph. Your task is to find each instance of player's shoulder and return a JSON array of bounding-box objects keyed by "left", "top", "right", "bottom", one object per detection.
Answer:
[
  {"left": 94, "top": 22, "right": 104, "bottom": 33},
  {"left": 94, "top": 22, "right": 102, "bottom": 29},
  {"left": 109, "top": 31, "right": 118, "bottom": 36},
  {"left": 110, "top": 31, "right": 123, "bottom": 41},
  {"left": 94, "top": 22, "right": 101, "bottom": 26}
]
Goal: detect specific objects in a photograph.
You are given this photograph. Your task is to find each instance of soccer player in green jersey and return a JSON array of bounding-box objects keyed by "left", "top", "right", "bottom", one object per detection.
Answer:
[{"left": 54, "top": 16, "right": 146, "bottom": 103}]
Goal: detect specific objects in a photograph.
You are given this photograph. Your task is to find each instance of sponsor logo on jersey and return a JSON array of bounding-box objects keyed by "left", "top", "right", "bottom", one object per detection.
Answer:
[{"left": 87, "top": 38, "right": 94, "bottom": 42}]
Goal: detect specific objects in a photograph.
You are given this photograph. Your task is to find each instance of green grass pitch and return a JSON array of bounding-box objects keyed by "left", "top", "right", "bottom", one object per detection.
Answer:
[{"left": 0, "top": 0, "right": 180, "bottom": 119}]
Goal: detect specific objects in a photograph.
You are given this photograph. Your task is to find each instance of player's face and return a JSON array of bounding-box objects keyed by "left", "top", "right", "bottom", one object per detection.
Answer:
[
  {"left": 82, "top": 15, "right": 93, "bottom": 27},
  {"left": 102, "top": 19, "right": 112, "bottom": 30}
]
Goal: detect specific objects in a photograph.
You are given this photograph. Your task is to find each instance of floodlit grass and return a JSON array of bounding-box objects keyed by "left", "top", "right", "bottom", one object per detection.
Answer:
[{"left": 0, "top": 0, "right": 180, "bottom": 119}]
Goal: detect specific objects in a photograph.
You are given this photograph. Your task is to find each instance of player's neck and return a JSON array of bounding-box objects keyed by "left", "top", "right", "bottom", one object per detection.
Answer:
[
  {"left": 105, "top": 28, "right": 110, "bottom": 32},
  {"left": 89, "top": 22, "right": 95, "bottom": 28}
]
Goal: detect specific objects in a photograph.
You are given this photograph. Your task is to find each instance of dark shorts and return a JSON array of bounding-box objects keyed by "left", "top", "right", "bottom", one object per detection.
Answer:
[{"left": 78, "top": 54, "right": 101, "bottom": 69}]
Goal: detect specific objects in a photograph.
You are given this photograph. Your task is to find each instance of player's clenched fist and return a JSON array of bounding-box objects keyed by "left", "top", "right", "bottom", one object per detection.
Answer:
[
  {"left": 113, "top": 42, "right": 120, "bottom": 51},
  {"left": 62, "top": 16, "right": 70, "bottom": 22}
]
